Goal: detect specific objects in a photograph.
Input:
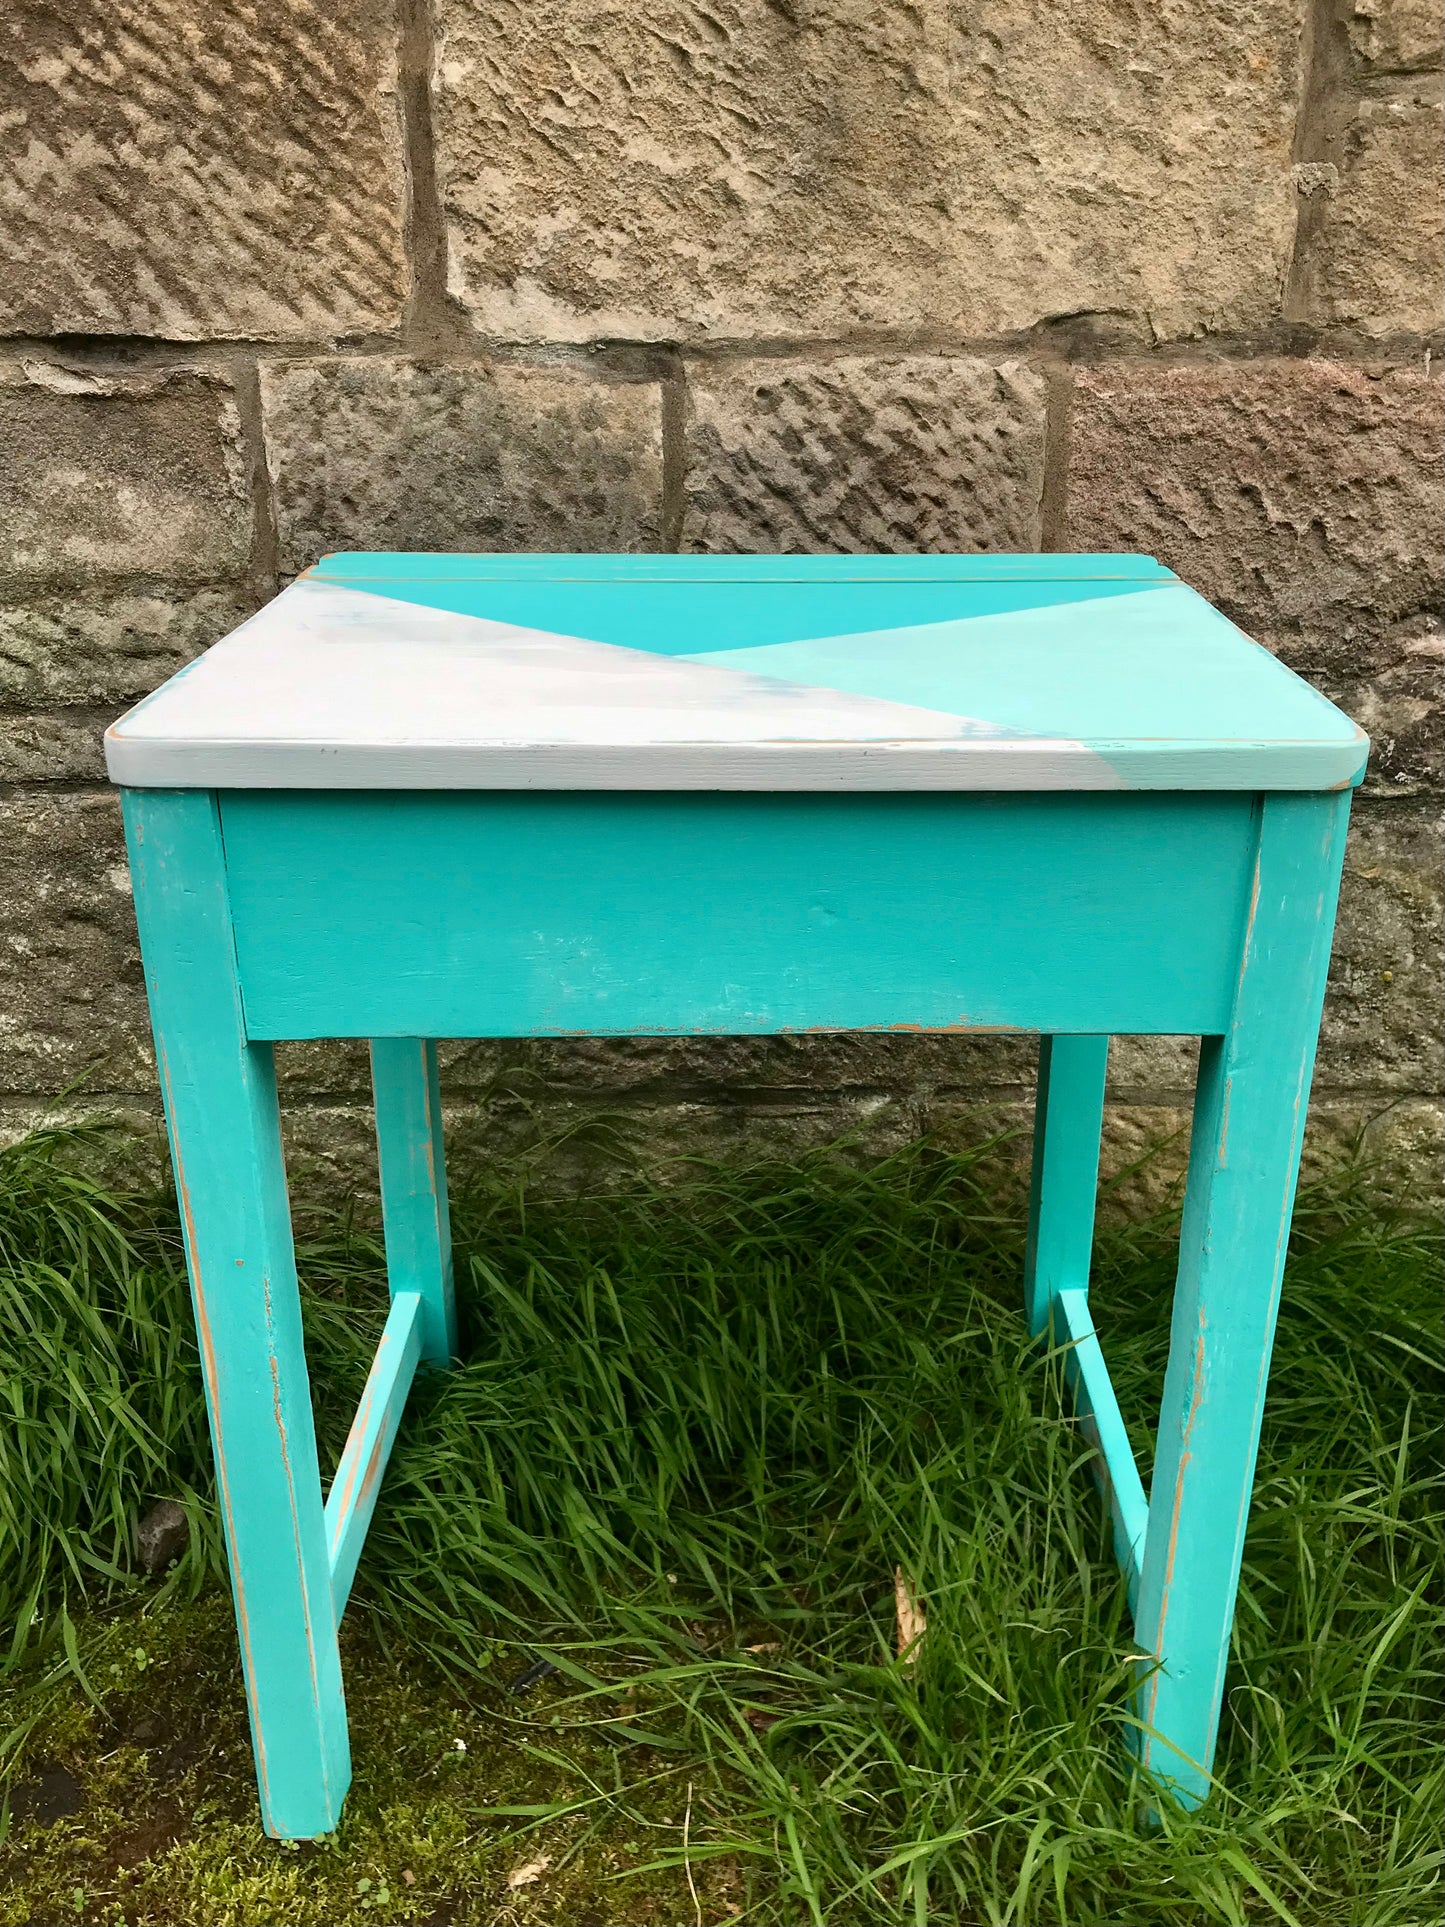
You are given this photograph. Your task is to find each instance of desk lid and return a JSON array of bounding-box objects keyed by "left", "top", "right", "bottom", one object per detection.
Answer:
[{"left": 105, "top": 552, "right": 1367, "bottom": 792}]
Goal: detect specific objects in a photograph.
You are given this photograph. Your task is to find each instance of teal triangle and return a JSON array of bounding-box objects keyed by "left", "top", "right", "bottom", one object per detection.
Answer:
[
  {"left": 684, "top": 590, "right": 1360, "bottom": 746},
  {"left": 298, "top": 572, "right": 1163, "bottom": 656}
]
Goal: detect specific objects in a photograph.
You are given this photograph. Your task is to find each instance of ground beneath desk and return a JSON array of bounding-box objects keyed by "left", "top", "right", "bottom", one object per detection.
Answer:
[{"left": 0, "top": 1133, "right": 1438, "bottom": 1927}]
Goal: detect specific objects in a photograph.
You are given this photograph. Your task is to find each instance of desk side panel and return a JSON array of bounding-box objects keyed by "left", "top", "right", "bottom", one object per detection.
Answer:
[{"left": 219, "top": 791, "right": 1257, "bottom": 1040}]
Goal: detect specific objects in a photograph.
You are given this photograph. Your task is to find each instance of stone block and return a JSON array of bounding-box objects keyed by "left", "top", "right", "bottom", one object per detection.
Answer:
[
  {"left": 1322, "top": 803, "right": 1443, "bottom": 1090},
  {"left": 0, "top": 794, "right": 151, "bottom": 1095},
  {"left": 0, "top": 1097, "right": 164, "bottom": 1177},
  {"left": 517, "top": 1031, "right": 1039, "bottom": 1105},
  {"left": 270, "top": 1037, "right": 509, "bottom": 1102},
  {"left": 0, "top": 588, "right": 255, "bottom": 708},
  {"left": 0, "top": 710, "right": 107, "bottom": 783},
  {"left": 1106, "top": 1035, "right": 1201, "bottom": 1097},
  {"left": 1068, "top": 360, "right": 1442, "bottom": 636},
  {"left": 279, "top": 1101, "right": 382, "bottom": 1204},
  {"left": 0, "top": 0, "right": 406, "bottom": 339},
  {"left": 1091, "top": 1094, "right": 1444, "bottom": 1219},
  {"left": 301, "top": 1089, "right": 1440, "bottom": 1216},
  {"left": 1348, "top": 0, "right": 1442, "bottom": 72},
  {"left": 435, "top": 0, "right": 1306, "bottom": 341},
  {"left": 1327, "top": 615, "right": 1443, "bottom": 798},
  {"left": 683, "top": 357, "right": 1046, "bottom": 553},
  {"left": 0, "top": 365, "right": 249, "bottom": 587},
  {"left": 1329, "top": 1097, "right": 1442, "bottom": 1212},
  {"left": 260, "top": 358, "right": 665, "bottom": 571},
  {"left": 1068, "top": 359, "right": 1445, "bottom": 792},
  {"left": 3, "top": 1083, "right": 1437, "bottom": 1216},
  {"left": 1315, "top": 87, "right": 1445, "bottom": 337}
]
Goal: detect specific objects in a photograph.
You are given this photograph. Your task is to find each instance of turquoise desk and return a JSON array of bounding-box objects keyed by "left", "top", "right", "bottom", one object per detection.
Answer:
[{"left": 106, "top": 552, "right": 1367, "bottom": 1838}]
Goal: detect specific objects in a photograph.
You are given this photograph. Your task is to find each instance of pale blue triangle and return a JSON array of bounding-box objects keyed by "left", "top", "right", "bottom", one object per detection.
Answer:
[
  {"left": 679, "top": 587, "right": 1362, "bottom": 749},
  {"left": 296, "top": 570, "right": 1164, "bottom": 657}
]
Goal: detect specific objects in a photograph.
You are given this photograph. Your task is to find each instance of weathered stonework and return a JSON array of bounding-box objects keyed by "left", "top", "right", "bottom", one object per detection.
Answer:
[
  {"left": 1324, "top": 803, "right": 1444, "bottom": 1092},
  {"left": 261, "top": 358, "right": 665, "bottom": 571},
  {"left": 1067, "top": 359, "right": 1443, "bottom": 635},
  {"left": 1067, "top": 359, "right": 1445, "bottom": 794},
  {"left": 435, "top": 0, "right": 1307, "bottom": 342},
  {"left": 683, "top": 358, "right": 1046, "bottom": 553},
  {"left": 0, "top": 0, "right": 407, "bottom": 339},
  {"left": 0, "top": 365, "right": 249, "bottom": 586},
  {"left": 520, "top": 1032, "right": 1035, "bottom": 1111},
  {"left": 0, "top": 588, "right": 255, "bottom": 708},
  {"left": 1315, "top": 85, "right": 1445, "bottom": 337},
  {"left": 0, "top": 794, "right": 149, "bottom": 1096},
  {"left": 1348, "top": 0, "right": 1442, "bottom": 73},
  {"left": 0, "top": 2, "right": 1438, "bottom": 1197},
  {"left": 1338, "top": 614, "right": 1443, "bottom": 798},
  {"left": 3, "top": 1085, "right": 1435, "bottom": 1219},
  {"left": 0, "top": 710, "right": 109, "bottom": 784}
]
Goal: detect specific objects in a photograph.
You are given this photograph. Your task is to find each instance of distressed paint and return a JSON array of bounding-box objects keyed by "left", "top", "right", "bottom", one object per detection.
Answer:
[
  {"left": 219, "top": 791, "right": 1258, "bottom": 1041},
  {"left": 103, "top": 554, "right": 1367, "bottom": 792},
  {"left": 107, "top": 553, "right": 1362, "bottom": 1833},
  {"left": 370, "top": 1039, "right": 457, "bottom": 1366},
  {"left": 120, "top": 788, "right": 349, "bottom": 1839},
  {"left": 324, "top": 1290, "right": 424, "bottom": 1624},
  {"left": 1131, "top": 790, "right": 1353, "bottom": 1807}
]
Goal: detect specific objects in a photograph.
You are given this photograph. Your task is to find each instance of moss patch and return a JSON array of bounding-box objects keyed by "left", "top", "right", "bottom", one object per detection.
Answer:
[{"left": 1, "top": 1592, "right": 746, "bottom": 1925}]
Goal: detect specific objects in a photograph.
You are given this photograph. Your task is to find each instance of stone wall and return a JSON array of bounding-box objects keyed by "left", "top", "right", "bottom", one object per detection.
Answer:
[{"left": 1, "top": 1, "right": 1441, "bottom": 1198}]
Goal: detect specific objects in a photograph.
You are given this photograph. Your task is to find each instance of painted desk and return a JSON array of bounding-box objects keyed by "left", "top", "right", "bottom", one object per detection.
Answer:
[{"left": 106, "top": 552, "right": 1367, "bottom": 1838}]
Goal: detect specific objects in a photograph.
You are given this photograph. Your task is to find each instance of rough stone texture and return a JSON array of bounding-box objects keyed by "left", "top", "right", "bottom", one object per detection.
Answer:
[
  {"left": 1316, "top": 85, "right": 1445, "bottom": 336},
  {"left": 1090, "top": 1093, "right": 1445, "bottom": 1215},
  {"left": 1067, "top": 359, "right": 1443, "bottom": 634},
  {"left": 261, "top": 358, "right": 665, "bottom": 571},
  {"left": 1348, "top": 0, "right": 1443, "bottom": 72},
  {"left": 435, "top": 0, "right": 1307, "bottom": 342},
  {"left": 1324, "top": 803, "right": 1443, "bottom": 1091},
  {"left": 0, "top": 710, "right": 109, "bottom": 783},
  {"left": 1327, "top": 1097, "right": 1444, "bottom": 1210},
  {"left": 1335, "top": 613, "right": 1444, "bottom": 797},
  {"left": 0, "top": 365, "right": 249, "bottom": 587},
  {"left": 1067, "top": 359, "right": 1445, "bottom": 794},
  {"left": 0, "top": 5, "right": 1438, "bottom": 1199},
  {"left": 4, "top": 1085, "right": 1437, "bottom": 1220},
  {"left": 272, "top": 1037, "right": 515, "bottom": 1102},
  {"left": 514, "top": 1034, "right": 1037, "bottom": 1122},
  {"left": 281, "top": 1086, "right": 1443, "bottom": 1216},
  {"left": 0, "top": 585, "right": 256, "bottom": 783},
  {"left": 0, "top": 795, "right": 150, "bottom": 1096},
  {"left": 0, "top": 0, "right": 406, "bottom": 339},
  {"left": 0, "top": 587, "right": 255, "bottom": 707},
  {"left": 683, "top": 358, "right": 1046, "bottom": 553},
  {"left": 0, "top": 1098, "right": 165, "bottom": 1179}
]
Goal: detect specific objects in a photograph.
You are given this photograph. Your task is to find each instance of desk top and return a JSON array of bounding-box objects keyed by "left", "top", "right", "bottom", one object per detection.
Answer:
[{"left": 104, "top": 553, "right": 1367, "bottom": 793}]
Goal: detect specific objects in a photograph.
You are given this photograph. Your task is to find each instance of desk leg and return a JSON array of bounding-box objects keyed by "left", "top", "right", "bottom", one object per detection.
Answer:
[
  {"left": 1024, "top": 1036, "right": 1109, "bottom": 1337},
  {"left": 370, "top": 1040, "right": 457, "bottom": 1367},
  {"left": 122, "top": 790, "right": 349, "bottom": 1839},
  {"left": 1133, "top": 792, "right": 1350, "bottom": 1807}
]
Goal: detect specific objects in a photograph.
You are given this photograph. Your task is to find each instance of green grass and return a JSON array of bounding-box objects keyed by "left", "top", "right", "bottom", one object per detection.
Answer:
[{"left": 0, "top": 1122, "right": 1440, "bottom": 1925}]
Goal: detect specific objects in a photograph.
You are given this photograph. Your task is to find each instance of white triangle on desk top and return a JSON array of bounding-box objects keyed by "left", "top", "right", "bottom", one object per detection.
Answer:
[{"left": 106, "top": 579, "right": 1117, "bottom": 790}]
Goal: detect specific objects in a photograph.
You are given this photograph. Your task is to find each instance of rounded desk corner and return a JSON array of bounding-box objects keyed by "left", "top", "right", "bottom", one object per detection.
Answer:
[{"left": 1330, "top": 724, "right": 1371, "bottom": 792}]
